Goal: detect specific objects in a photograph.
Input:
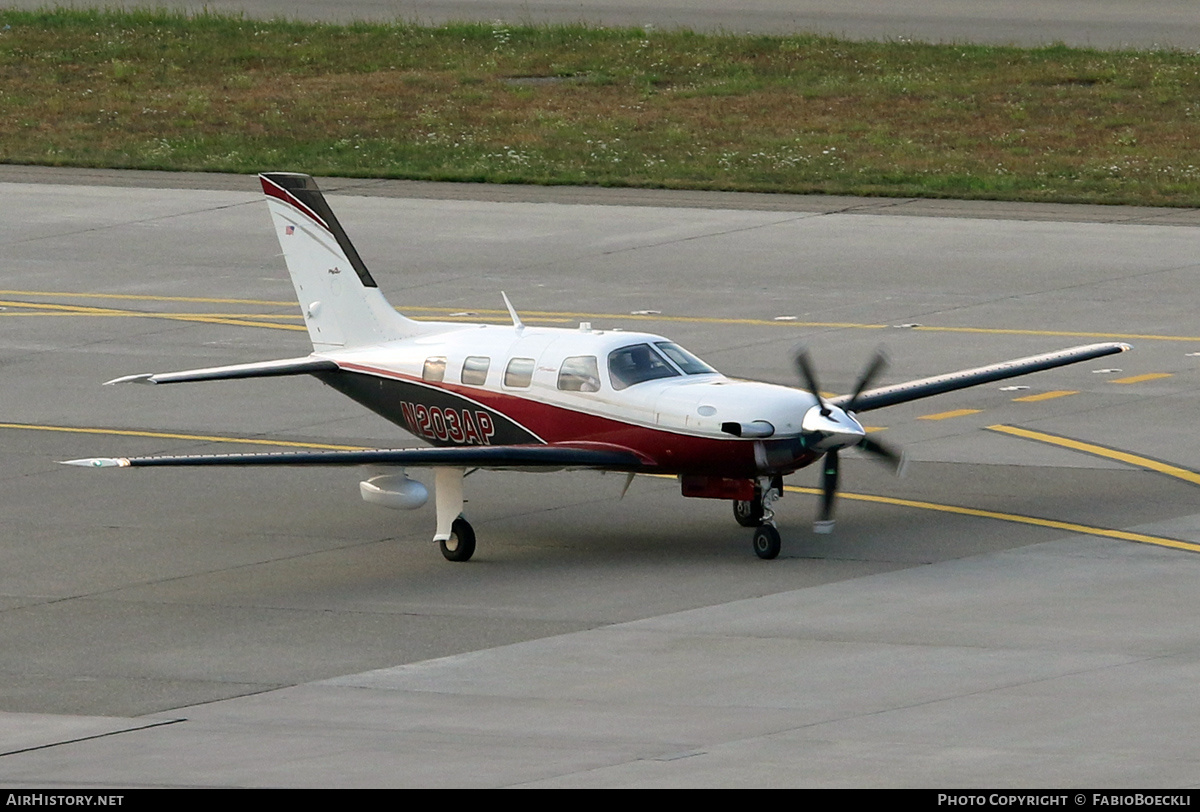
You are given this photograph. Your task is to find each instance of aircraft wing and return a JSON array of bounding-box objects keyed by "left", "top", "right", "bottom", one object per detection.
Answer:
[
  {"left": 104, "top": 357, "right": 339, "bottom": 386},
  {"left": 62, "top": 444, "right": 646, "bottom": 472},
  {"left": 830, "top": 341, "right": 1131, "bottom": 413}
]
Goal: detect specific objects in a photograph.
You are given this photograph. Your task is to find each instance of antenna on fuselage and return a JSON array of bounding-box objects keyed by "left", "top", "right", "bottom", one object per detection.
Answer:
[{"left": 501, "top": 291, "right": 524, "bottom": 332}]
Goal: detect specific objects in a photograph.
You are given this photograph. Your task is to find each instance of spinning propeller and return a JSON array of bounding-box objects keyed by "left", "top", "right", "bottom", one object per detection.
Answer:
[{"left": 794, "top": 349, "right": 905, "bottom": 533}]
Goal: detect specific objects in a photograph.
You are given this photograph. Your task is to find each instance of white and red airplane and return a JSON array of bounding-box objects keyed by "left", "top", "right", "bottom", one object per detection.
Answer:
[{"left": 65, "top": 173, "right": 1131, "bottom": 561}]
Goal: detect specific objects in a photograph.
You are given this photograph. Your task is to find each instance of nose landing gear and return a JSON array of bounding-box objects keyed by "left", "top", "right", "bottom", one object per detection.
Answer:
[{"left": 736, "top": 476, "right": 784, "bottom": 559}]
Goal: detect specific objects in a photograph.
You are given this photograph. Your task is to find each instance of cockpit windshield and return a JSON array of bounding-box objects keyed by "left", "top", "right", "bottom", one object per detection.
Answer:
[
  {"left": 607, "top": 344, "right": 680, "bottom": 391},
  {"left": 654, "top": 342, "right": 717, "bottom": 375}
]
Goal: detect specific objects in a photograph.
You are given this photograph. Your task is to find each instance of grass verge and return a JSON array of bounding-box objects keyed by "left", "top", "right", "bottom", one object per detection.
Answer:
[{"left": 3, "top": 8, "right": 1200, "bottom": 205}]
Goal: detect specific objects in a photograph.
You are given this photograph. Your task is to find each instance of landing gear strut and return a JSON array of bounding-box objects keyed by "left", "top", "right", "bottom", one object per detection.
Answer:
[{"left": 433, "top": 467, "right": 476, "bottom": 562}]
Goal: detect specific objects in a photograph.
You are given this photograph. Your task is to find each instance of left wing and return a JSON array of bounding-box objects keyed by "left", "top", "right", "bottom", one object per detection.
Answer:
[
  {"left": 62, "top": 443, "right": 646, "bottom": 472},
  {"left": 829, "top": 342, "right": 1131, "bottom": 413}
]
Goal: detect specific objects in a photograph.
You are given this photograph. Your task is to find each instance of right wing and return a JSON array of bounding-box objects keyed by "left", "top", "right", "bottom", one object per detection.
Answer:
[
  {"left": 62, "top": 443, "right": 647, "bottom": 472},
  {"left": 104, "top": 356, "right": 339, "bottom": 386}
]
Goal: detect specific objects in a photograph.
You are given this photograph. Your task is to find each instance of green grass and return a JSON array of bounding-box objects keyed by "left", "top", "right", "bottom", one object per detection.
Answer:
[{"left": 4, "top": 8, "right": 1200, "bottom": 205}]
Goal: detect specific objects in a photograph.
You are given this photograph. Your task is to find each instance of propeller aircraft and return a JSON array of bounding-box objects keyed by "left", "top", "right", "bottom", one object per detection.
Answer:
[{"left": 65, "top": 173, "right": 1131, "bottom": 561}]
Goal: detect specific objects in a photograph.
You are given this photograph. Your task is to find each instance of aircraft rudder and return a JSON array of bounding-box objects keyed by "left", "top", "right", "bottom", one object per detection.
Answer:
[
  {"left": 260, "top": 172, "right": 378, "bottom": 289},
  {"left": 259, "top": 172, "right": 426, "bottom": 349}
]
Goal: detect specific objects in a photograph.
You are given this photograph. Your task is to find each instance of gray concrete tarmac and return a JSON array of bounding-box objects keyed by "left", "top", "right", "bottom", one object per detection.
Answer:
[
  {"left": 3, "top": 170, "right": 1200, "bottom": 786},
  {"left": 7, "top": 0, "right": 1200, "bottom": 48}
]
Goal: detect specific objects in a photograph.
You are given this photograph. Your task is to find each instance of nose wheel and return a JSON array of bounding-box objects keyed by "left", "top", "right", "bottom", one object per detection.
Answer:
[{"left": 752, "top": 523, "right": 781, "bottom": 559}]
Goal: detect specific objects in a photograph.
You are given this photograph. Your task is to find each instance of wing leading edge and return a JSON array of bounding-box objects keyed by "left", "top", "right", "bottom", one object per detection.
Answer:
[{"left": 62, "top": 444, "right": 646, "bottom": 472}]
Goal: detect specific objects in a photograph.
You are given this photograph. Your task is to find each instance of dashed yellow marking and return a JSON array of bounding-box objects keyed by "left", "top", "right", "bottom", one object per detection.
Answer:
[
  {"left": 918, "top": 409, "right": 982, "bottom": 421},
  {"left": 0, "top": 422, "right": 370, "bottom": 452},
  {"left": 987, "top": 424, "right": 1200, "bottom": 487},
  {"left": 784, "top": 485, "right": 1200, "bottom": 554},
  {"left": 909, "top": 325, "right": 1200, "bottom": 343},
  {"left": 1110, "top": 372, "right": 1173, "bottom": 384},
  {"left": 1012, "top": 390, "right": 1078, "bottom": 402}
]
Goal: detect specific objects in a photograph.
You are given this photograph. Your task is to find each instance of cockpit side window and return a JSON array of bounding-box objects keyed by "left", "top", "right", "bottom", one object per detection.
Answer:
[
  {"left": 608, "top": 343, "right": 680, "bottom": 391},
  {"left": 654, "top": 341, "right": 716, "bottom": 375},
  {"left": 504, "top": 357, "right": 535, "bottom": 388},
  {"left": 558, "top": 356, "right": 601, "bottom": 393}
]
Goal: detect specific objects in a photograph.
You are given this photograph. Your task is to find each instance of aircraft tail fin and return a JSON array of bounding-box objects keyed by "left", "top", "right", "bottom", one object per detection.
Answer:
[{"left": 260, "top": 172, "right": 429, "bottom": 350}]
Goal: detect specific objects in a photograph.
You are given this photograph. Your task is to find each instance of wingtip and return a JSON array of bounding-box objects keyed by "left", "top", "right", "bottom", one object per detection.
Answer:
[
  {"left": 103, "top": 373, "right": 156, "bottom": 386},
  {"left": 60, "top": 458, "right": 131, "bottom": 468}
]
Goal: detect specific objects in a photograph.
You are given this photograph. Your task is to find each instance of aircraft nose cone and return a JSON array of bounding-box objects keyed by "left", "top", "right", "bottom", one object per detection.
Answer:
[{"left": 801, "top": 404, "right": 866, "bottom": 452}]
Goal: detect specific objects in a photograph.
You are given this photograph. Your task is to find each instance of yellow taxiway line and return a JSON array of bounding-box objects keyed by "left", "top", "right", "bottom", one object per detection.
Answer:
[
  {"left": 6, "top": 289, "right": 1200, "bottom": 341},
  {"left": 784, "top": 485, "right": 1200, "bottom": 554},
  {"left": 0, "top": 422, "right": 370, "bottom": 452},
  {"left": 0, "top": 300, "right": 308, "bottom": 332},
  {"left": 987, "top": 424, "right": 1200, "bottom": 487}
]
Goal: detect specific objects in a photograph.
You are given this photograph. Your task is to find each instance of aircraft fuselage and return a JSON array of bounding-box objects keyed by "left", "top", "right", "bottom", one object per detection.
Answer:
[{"left": 313, "top": 323, "right": 825, "bottom": 478}]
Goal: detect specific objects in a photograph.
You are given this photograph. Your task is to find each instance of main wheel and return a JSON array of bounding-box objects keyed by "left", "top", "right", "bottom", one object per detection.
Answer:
[
  {"left": 439, "top": 517, "right": 476, "bottom": 562},
  {"left": 752, "top": 524, "right": 781, "bottom": 560},
  {"left": 733, "top": 494, "right": 764, "bottom": 527}
]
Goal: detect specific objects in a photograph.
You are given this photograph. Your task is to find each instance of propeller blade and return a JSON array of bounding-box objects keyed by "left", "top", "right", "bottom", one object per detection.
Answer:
[
  {"left": 846, "top": 350, "right": 889, "bottom": 413},
  {"left": 859, "top": 435, "right": 906, "bottom": 474},
  {"left": 814, "top": 449, "right": 839, "bottom": 534},
  {"left": 794, "top": 350, "right": 831, "bottom": 416}
]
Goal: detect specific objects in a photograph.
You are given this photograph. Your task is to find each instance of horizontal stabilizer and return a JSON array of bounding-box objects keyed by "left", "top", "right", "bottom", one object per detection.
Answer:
[
  {"left": 104, "top": 357, "right": 339, "bottom": 386},
  {"left": 833, "top": 342, "right": 1131, "bottom": 413},
  {"left": 62, "top": 444, "right": 645, "bottom": 472}
]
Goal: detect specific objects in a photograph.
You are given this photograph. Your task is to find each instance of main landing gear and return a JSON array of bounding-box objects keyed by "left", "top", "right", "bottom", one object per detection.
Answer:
[
  {"left": 433, "top": 467, "right": 476, "bottom": 562},
  {"left": 439, "top": 516, "right": 476, "bottom": 562},
  {"left": 736, "top": 476, "right": 784, "bottom": 559}
]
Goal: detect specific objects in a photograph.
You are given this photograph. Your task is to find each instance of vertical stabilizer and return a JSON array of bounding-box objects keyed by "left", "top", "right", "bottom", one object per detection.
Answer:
[{"left": 260, "top": 172, "right": 427, "bottom": 350}]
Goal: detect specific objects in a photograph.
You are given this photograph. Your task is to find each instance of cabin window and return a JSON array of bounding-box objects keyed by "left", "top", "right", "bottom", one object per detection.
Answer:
[
  {"left": 504, "top": 357, "right": 535, "bottom": 388},
  {"left": 422, "top": 356, "right": 446, "bottom": 383},
  {"left": 461, "top": 356, "right": 490, "bottom": 386},
  {"left": 655, "top": 341, "right": 716, "bottom": 375},
  {"left": 608, "top": 344, "right": 679, "bottom": 391},
  {"left": 558, "top": 356, "right": 601, "bottom": 393}
]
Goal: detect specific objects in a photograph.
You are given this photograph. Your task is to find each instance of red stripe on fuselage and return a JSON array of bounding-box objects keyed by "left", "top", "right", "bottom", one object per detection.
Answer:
[{"left": 337, "top": 361, "right": 806, "bottom": 477}]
